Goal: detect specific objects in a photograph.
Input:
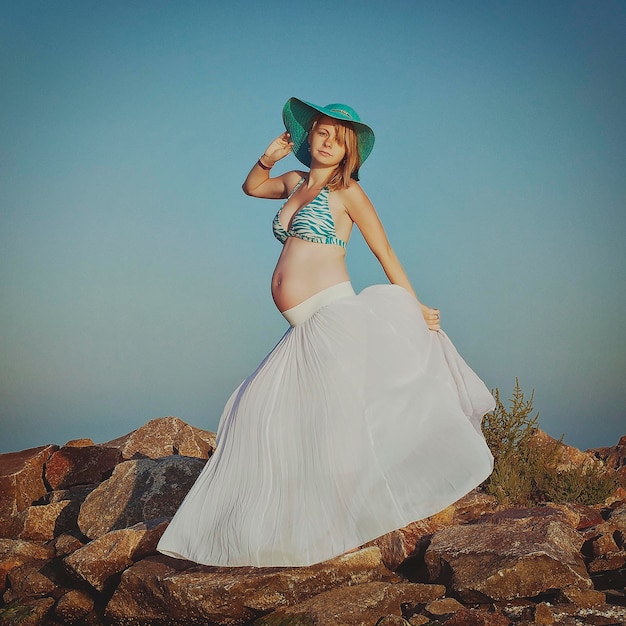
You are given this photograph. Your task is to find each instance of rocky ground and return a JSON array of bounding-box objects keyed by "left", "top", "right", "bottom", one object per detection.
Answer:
[{"left": 1, "top": 417, "right": 625, "bottom": 625}]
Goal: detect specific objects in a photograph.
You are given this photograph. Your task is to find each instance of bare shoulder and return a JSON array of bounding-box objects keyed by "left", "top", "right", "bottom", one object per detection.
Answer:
[
  {"left": 334, "top": 180, "right": 375, "bottom": 216},
  {"left": 281, "top": 170, "right": 307, "bottom": 194}
]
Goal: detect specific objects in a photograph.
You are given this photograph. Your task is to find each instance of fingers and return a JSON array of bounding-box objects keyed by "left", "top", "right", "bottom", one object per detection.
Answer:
[
  {"left": 265, "top": 133, "right": 295, "bottom": 162},
  {"left": 423, "top": 307, "right": 441, "bottom": 332},
  {"left": 278, "top": 132, "right": 294, "bottom": 146}
]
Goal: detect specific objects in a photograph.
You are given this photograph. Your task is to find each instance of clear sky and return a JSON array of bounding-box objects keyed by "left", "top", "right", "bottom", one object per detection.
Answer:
[{"left": 1, "top": 0, "right": 624, "bottom": 454}]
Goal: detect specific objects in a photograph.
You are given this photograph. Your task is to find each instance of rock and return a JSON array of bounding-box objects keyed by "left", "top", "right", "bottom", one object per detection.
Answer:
[
  {"left": 550, "top": 502, "right": 604, "bottom": 530},
  {"left": 588, "top": 436, "right": 626, "bottom": 470},
  {"left": 590, "top": 530, "right": 620, "bottom": 557},
  {"left": 424, "top": 507, "right": 592, "bottom": 602},
  {"left": 4, "top": 560, "right": 58, "bottom": 602},
  {"left": 64, "top": 518, "right": 169, "bottom": 591},
  {"left": 103, "top": 555, "right": 192, "bottom": 624},
  {"left": 0, "top": 510, "right": 26, "bottom": 539},
  {"left": 584, "top": 504, "right": 626, "bottom": 574},
  {"left": 369, "top": 515, "right": 451, "bottom": 573},
  {"left": 9, "top": 486, "right": 93, "bottom": 543},
  {"left": 48, "top": 484, "right": 95, "bottom": 504},
  {"left": 0, "top": 597, "right": 55, "bottom": 626},
  {"left": 532, "top": 430, "right": 596, "bottom": 471},
  {"left": 0, "top": 560, "right": 20, "bottom": 595},
  {"left": 19, "top": 500, "right": 80, "bottom": 541},
  {"left": 105, "top": 416, "right": 216, "bottom": 460},
  {"left": 370, "top": 490, "right": 498, "bottom": 571},
  {"left": 105, "top": 547, "right": 391, "bottom": 625},
  {"left": 559, "top": 585, "right": 606, "bottom": 607},
  {"left": 450, "top": 490, "right": 500, "bottom": 522},
  {"left": 587, "top": 551, "right": 626, "bottom": 573},
  {"left": 51, "top": 533, "right": 86, "bottom": 557},
  {"left": 0, "top": 538, "right": 55, "bottom": 563},
  {"left": 589, "top": 436, "right": 626, "bottom": 489},
  {"left": 442, "top": 608, "right": 511, "bottom": 626},
  {"left": 78, "top": 455, "right": 205, "bottom": 539},
  {"left": 254, "top": 581, "right": 445, "bottom": 626},
  {"left": 424, "top": 597, "right": 465, "bottom": 616},
  {"left": 54, "top": 589, "right": 95, "bottom": 624},
  {"left": 0, "top": 445, "right": 58, "bottom": 518},
  {"left": 534, "top": 601, "right": 555, "bottom": 625},
  {"left": 0, "top": 544, "right": 54, "bottom": 596},
  {"left": 608, "top": 502, "right": 626, "bottom": 532},
  {"left": 64, "top": 438, "right": 95, "bottom": 447},
  {"left": 45, "top": 444, "right": 122, "bottom": 489}
]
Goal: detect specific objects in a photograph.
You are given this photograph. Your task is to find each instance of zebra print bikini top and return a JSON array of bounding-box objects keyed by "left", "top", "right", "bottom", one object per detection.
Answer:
[{"left": 272, "top": 178, "right": 347, "bottom": 248}]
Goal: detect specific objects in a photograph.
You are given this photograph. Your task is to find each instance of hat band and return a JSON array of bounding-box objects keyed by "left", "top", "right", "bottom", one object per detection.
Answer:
[{"left": 328, "top": 107, "right": 354, "bottom": 119}]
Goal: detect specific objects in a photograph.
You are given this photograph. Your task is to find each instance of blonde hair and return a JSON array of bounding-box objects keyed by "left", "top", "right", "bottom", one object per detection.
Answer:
[{"left": 308, "top": 114, "right": 361, "bottom": 191}]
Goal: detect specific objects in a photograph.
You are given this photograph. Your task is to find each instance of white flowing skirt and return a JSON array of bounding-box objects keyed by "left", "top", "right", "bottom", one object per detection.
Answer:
[{"left": 157, "top": 284, "right": 494, "bottom": 567}]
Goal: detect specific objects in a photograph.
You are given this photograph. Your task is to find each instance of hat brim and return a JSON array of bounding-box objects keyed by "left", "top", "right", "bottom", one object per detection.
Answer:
[{"left": 282, "top": 98, "right": 375, "bottom": 179}]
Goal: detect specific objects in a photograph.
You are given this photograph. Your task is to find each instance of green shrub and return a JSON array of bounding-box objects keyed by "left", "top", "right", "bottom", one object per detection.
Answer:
[
  {"left": 0, "top": 601, "right": 35, "bottom": 624},
  {"left": 541, "top": 460, "right": 618, "bottom": 506},
  {"left": 481, "top": 379, "right": 617, "bottom": 506}
]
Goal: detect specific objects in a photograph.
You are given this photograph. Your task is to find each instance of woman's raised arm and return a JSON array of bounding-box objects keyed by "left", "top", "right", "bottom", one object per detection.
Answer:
[{"left": 242, "top": 132, "right": 297, "bottom": 199}]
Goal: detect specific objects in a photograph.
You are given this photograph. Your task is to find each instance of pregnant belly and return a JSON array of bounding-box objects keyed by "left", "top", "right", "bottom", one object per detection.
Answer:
[{"left": 271, "top": 243, "right": 349, "bottom": 312}]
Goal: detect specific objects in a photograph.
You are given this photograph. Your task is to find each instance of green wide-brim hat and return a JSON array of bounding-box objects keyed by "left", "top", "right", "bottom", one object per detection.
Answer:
[{"left": 282, "top": 97, "right": 375, "bottom": 179}]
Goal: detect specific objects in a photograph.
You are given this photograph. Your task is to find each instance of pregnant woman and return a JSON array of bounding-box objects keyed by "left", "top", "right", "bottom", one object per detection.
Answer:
[{"left": 157, "top": 97, "right": 494, "bottom": 567}]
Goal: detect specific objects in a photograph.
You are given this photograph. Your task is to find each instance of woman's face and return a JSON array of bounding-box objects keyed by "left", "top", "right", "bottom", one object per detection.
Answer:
[{"left": 308, "top": 116, "right": 346, "bottom": 168}]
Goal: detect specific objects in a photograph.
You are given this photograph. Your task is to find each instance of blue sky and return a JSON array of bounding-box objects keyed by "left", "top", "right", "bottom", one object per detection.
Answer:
[{"left": 1, "top": 0, "right": 624, "bottom": 453}]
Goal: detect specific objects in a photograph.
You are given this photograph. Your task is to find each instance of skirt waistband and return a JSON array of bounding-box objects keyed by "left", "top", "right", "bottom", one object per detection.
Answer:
[{"left": 281, "top": 282, "right": 355, "bottom": 326}]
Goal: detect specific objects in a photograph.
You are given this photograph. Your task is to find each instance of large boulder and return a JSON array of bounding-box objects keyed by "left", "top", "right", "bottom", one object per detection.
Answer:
[
  {"left": 19, "top": 500, "right": 80, "bottom": 541},
  {"left": 64, "top": 518, "right": 169, "bottom": 591},
  {"left": 4, "top": 560, "right": 58, "bottom": 602},
  {"left": 77, "top": 455, "right": 205, "bottom": 539},
  {"left": 45, "top": 443, "right": 122, "bottom": 490},
  {"left": 549, "top": 502, "right": 604, "bottom": 531},
  {"left": 54, "top": 589, "right": 96, "bottom": 625},
  {"left": 105, "top": 416, "right": 216, "bottom": 460},
  {"left": 424, "top": 507, "right": 592, "bottom": 602},
  {"left": 11, "top": 485, "right": 95, "bottom": 543},
  {"left": 105, "top": 547, "right": 390, "bottom": 625},
  {"left": 584, "top": 503, "right": 626, "bottom": 578},
  {"left": 0, "top": 445, "right": 58, "bottom": 518},
  {"left": 0, "top": 539, "right": 55, "bottom": 595},
  {"left": 371, "top": 490, "right": 498, "bottom": 570},
  {"left": 4, "top": 558, "right": 73, "bottom": 604},
  {"left": 0, "top": 538, "right": 55, "bottom": 563},
  {"left": 531, "top": 429, "right": 597, "bottom": 471},
  {"left": 253, "top": 581, "right": 446, "bottom": 626}
]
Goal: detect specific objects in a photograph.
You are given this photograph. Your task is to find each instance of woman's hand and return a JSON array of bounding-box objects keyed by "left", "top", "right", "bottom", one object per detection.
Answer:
[
  {"left": 261, "top": 132, "right": 294, "bottom": 166},
  {"left": 421, "top": 305, "right": 440, "bottom": 331}
]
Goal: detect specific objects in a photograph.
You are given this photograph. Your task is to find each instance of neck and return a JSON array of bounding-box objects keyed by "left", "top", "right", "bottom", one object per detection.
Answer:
[{"left": 306, "top": 165, "right": 335, "bottom": 189}]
